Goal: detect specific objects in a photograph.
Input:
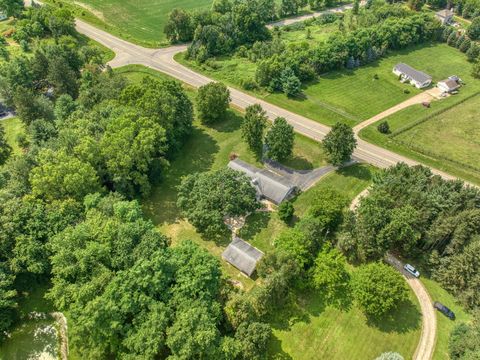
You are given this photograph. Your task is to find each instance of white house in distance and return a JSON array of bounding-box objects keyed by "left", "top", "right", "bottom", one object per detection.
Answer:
[
  {"left": 436, "top": 9, "right": 454, "bottom": 25},
  {"left": 393, "top": 63, "right": 432, "bottom": 89},
  {"left": 0, "top": 11, "right": 7, "bottom": 21}
]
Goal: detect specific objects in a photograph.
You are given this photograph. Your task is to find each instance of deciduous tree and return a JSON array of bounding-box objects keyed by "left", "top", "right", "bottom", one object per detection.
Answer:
[
  {"left": 197, "top": 82, "right": 231, "bottom": 125},
  {"left": 352, "top": 262, "right": 408, "bottom": 318},
  {"left": 323, "top": 122, "right": 357, "bottom": 165},
  {"left": 241, "top": 104, "right": 267, "bottom": 157},
  {"left": 177, "top": 168, "right": 259, "bottom": 236},
  {"left": 265, "top": 117, "right": 294, "bottom": 161}
]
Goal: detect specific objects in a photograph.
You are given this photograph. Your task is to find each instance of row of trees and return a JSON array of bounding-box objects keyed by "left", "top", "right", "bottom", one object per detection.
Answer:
[
  {"left": 254, "top": 11, "right": 442, "bottom": 93},
  {"left": 164, "top": 0, "right": 342, "bottom": 45},
  {"left": 337, "top": 163, "right": 480, "bottom": 310}
]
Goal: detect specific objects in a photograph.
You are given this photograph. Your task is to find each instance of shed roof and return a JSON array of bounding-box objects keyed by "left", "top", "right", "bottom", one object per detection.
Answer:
[
  {"left": 228, "top": 158, "right": 296, "bottom": 204},
  {"left": 222, "top": 237, "right": 264, "bottom": 276},
  {"left": 438, "top": 79, "right": 460, "bottom": 90},
  {"left": 436, "top": 9, "right": 454, "bottom": 18},
  {"left": 394, "top": 63, "right": 432, "bottom": 84}
]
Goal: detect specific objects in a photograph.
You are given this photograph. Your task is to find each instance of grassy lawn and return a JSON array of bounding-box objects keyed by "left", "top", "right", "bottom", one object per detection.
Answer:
[
  {"left": 422, "top": 278, "right": 473, "bottom": 360},
  {"left": 1, "top": 117, "right": 25, "bottom": 155},
  {"left": 179, "top": 43, "right": 476, "bottom": 127},
  {"left": 267, "top": 271, "right": 422, "bottom": 360},
  {"left": 43, "top": 0, "right": 213, "bottom": 47},
  {"left": 360, "top": 89, "right": 480, "bottom": 185}
]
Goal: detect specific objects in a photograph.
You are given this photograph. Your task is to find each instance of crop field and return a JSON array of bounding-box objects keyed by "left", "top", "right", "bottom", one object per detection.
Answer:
[{"left": 180, "top": 42, "right": 477, "bottom": 127}]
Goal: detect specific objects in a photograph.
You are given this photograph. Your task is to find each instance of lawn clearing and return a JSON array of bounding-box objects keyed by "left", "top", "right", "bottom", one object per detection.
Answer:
[
  {"left": 1, "top": 117, "right": 25, "bottom": 155},
  {"left": 44, "top": 0, "right": 213, "bottom": 47},
  {"left": 267, "top": 270, "right": 421, "bottom": 360},
  {"left": 179, "top": 43, "right": 476, "bottom": 127}
]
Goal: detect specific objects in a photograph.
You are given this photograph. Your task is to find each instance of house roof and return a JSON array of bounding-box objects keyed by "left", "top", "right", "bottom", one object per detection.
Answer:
[
  {"left": 438, "top": 79, "right": 460, "bottom": 90},
  {"left": 394, "top": 63, "right": 432, "bottom": 84},
  {"left": 228, "top": 158, "right": 296, "bottom": 204},
  {"left": 222, "top": 237, "right": 264, "bottom": 276},
  {"left": 436, "top": 9, "right": 454, "bottom": 18}
]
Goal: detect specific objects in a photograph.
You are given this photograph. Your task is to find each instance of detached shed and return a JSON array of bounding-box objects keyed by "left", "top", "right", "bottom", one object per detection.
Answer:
[{"left": 222, "top": 237, "right": 264, "bottom": 277}]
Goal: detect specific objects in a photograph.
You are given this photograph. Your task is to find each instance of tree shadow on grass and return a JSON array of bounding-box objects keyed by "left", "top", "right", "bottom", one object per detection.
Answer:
[
  {"left": 209, "top": 110, "right": 242, "bottom": 133},
  {"left": 267, "top": 335, "right": 294, "bottom": 360},
  {"left": 144, "top": 127, "right": 219, "bottom": 226},
  {"left": 268, "top": 291, "right": 327, "bottom": 332},
  {"left": 338, "top": 163, "right": 373, "bottom": 181},
  {"left": 366, "top": 298, "right": 422, "bottom": 334},
  {"left": 282, "top": 155, "right": 314, "bottom": 171},
  {"left": 239, "top": 212, "right": 271, "bottom": 241}
]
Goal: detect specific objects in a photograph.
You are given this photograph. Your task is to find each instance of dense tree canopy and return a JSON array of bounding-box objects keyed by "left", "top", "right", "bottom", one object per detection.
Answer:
[
  {"left": 177, "top": 168, "right": 259, "bottom": 236},
  {"left": 340, "top": 163, "right": 480, "bottom": 309}
]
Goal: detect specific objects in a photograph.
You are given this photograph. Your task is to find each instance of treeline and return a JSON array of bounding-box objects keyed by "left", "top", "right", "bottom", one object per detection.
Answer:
[
  {"left": 0, "top": 6, "right": 273, "bottom": 359},
  {"left": 338, "top": 163, "right": 480, "bottom": 310},
  {"left": 254, "top": 10, "right": 442, "bottom": 95},
  {"left": 164, "top": 0, "right": 344, "bottom": 59}
]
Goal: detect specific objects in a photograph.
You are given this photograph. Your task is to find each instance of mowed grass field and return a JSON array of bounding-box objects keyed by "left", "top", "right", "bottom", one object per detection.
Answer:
[
  {"left": 44, "top": 0, "right": 213, "bottom": 47},
  {"left": 179, "top": 43, "right": 476, "bottom": 127},
  {"left": 268, "top": 283, "right": 421, "bottom": 360}
]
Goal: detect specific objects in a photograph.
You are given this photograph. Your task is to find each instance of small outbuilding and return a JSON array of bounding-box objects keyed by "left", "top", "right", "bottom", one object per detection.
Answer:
[
  {"left": 437, "top": 78, "right": 460, "bottom": 93},
  {"left": 393, "top": 63, "right": 432, "bottom": 89},
  {"left": 436, "top": 9, "right": 454, "bottom": 25},
  {"left": 222, "top": 237, "right": 264, "bottom": 277},
  {"left": 228, "top": 158, "right": 296, "bottom": 205},
  {"left": 0, "top": 12, "right": 7, "bottom": 21}
]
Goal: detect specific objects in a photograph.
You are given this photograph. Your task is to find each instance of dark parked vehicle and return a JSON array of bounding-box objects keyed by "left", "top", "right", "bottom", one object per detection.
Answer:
[{"left": 434, "top": 301, "right": 455, "bottom": 320}]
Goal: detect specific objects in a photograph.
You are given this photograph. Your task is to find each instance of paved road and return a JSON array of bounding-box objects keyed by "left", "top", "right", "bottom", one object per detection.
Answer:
[
  {"left": 386, "top": 255, "right": 437, "bottom": 360},
  {"left": 74, "top": 19, "right": 464, "bottom": 182}
]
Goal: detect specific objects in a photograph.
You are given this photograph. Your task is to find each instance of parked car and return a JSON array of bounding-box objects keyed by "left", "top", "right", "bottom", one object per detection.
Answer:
[
  {"left": 434, "top": 301, "right": 455, "bottom": 320},
  {"left": 403, "top": 264, "right": 420, "bottom": 278}
]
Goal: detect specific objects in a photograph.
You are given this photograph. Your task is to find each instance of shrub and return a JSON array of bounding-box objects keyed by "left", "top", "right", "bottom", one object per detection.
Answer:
[
  {"left": 377, "top": 121, "right": 390, "bottom": 134},
  {"left": 278, "top": 201, "right": 294, "bottom": 223}
]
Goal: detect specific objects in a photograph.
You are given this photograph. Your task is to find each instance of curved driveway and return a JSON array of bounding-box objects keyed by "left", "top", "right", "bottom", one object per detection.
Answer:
[
  {"left": 75, "top": 19, "right": 462, "bottom": 182},
  {"left": 386, "top": 255, "right": 437, "bottom": 360}
]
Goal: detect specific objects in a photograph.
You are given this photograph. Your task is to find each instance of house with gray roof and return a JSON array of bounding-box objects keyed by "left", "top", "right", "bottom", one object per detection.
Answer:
[
  {"left": 222, "top": 237, "right": 264, "bottom": 277},
  {"left": 228, "top": 158, "right": 296, "bottom": 205},
  {"left": 393, "top": 63, "right": 432, "bottom": 89},
  {"left": 436, "top": 9, "right": 454, "bottom": 25}
]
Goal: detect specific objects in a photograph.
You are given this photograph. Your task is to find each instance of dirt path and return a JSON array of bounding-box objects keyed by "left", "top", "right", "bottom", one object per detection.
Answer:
[
  {"left": 386, "top": 255, "right": 437, "bottom": 360},
  {"left": 353, "top": 88, "right": 443, "bottom": 134}
]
